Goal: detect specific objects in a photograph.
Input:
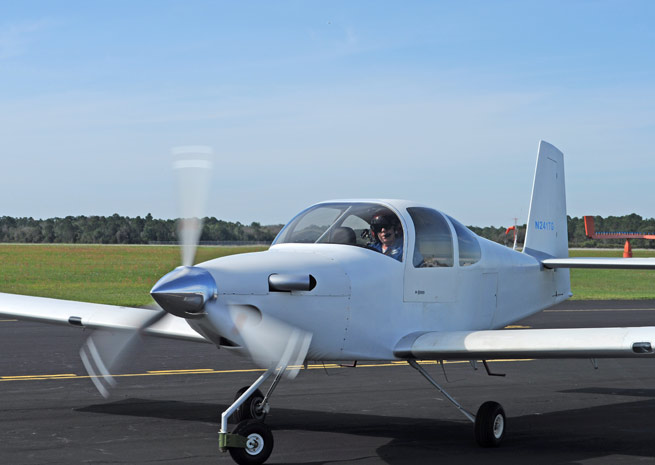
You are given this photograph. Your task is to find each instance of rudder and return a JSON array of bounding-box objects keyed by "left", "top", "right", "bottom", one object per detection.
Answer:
[{"left": 523, "top": 141, "right": 568, "bottom": 259}]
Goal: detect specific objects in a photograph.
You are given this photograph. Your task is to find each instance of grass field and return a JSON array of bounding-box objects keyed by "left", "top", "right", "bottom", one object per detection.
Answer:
[
  {"left": 569, "top": 249, "right": 655, "bottom": 300},
  {"left": 0, "top": 244, "right": 267, "bottom": 307},
  {"left": 0, "top": 244, "right": 653, "bottom": 305}
]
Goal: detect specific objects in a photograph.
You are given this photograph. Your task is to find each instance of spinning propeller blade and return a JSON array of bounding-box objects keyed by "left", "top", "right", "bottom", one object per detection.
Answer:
[
  {"left": 173, "top": 146, "right": 214, "bottom": 267},
  {"left": 80, "top": 309, "right": 167, "bottom": 398},
  {"left": 225, "top": 305, "right": 312, "bottom": 379}
]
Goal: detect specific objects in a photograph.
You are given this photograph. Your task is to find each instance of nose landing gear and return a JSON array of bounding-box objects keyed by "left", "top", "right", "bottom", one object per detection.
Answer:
[
  {"left": 219, "top": 328, "right": 311, "bottom": 464},
  {"left": 219, "top": 370, "right": 277, "bottom": 465}
]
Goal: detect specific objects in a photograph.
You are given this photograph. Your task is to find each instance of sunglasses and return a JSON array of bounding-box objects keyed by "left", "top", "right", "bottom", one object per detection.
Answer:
[{"left": 371, "top": 223, "right": 395, "bottom": 233}]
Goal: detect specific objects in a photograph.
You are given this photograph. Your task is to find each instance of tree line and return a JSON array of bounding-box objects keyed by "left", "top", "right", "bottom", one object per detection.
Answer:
[
  {"left": 1, "top": 213, "right": 653, "bottom": 247},
  {"left": 0, "top": 214, "right": 282, "bottom": 244}
]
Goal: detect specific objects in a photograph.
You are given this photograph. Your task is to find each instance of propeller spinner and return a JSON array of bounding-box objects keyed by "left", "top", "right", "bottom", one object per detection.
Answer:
[{"left": 150, "top": 265, "right": 217, "bottom": 318}]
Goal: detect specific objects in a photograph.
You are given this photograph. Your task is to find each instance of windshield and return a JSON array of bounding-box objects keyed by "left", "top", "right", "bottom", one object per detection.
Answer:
[{"left": 274, "top": 202, "right": 404, "bottom": 260}]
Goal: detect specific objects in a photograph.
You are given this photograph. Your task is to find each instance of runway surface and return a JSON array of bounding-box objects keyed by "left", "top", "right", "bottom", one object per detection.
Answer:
[{"left": 3, "top": 300, "right": 655, "bottom": 464}]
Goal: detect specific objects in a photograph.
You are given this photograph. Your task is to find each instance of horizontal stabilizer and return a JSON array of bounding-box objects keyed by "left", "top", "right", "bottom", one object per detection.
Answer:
[
  {"left": 542, "top": 257, "right": 655, "bottom": 269},
  {"left": 0, "top": 292, "right": 208, "bottom": 343},
  {"left": 394, "top": 327, "right": 655, "bottom": 360}
]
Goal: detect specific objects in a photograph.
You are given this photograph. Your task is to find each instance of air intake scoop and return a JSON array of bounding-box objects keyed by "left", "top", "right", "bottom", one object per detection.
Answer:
[
  {"left": 269, "top": 273, "right": 317, "bottom": 292},
  {"left": 150, "top": 266, "right": 217, "bottom": 319}
]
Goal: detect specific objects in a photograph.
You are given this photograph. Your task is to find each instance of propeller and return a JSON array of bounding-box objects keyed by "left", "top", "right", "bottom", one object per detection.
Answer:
[
  {"left": 173, "top": 146, "right": 214, "bottom": 267},
  {"left": 224, "top": 304, "right": 312, "bottom": 379},
  {"left": 81, "top": 143, "right": 311, "bottom": 394},
  {"left": 80, "top": 309, "right": 165, "bottom": 398},
  {"left": 80, "top": 146, "right": 214, "bottom": 397}
]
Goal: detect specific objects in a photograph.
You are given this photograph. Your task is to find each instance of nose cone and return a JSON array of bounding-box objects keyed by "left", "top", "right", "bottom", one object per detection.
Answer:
[{"left": 150, "top": 266, "right": 217, "bottom": 319}]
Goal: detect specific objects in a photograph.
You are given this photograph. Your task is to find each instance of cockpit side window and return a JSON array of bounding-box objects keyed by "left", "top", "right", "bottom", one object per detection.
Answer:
[
  {"left": 447, "top": 216, "right": 482, "bottom": 266},
  {"left": 407, "top": 207, "right": 454, "bottom": 268}
]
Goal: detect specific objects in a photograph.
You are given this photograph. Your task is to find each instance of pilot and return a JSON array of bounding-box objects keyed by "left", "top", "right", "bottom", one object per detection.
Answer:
[{"left": 368, "top": 211, "right": 403, "bottom": 261}]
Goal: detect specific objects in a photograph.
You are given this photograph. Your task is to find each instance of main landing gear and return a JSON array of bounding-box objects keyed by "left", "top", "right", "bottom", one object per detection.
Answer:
[{"left": 408, "top": 359, "right": 506, "bottom": 447}]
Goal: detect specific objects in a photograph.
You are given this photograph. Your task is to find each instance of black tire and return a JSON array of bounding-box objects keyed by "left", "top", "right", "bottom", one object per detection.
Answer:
[
  {"left": 475, "top": 401, "right": 506, "bottom": 447},
  {"left": 232, "top": 387, "right": 266, "bottom": 423},
  {"left": 228, "top": 420, "right": 274, "bottom": 465}
]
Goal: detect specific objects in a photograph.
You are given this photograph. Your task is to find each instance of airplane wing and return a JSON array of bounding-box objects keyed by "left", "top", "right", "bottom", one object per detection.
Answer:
[
  {"left": 542, "top": 257, "right": 655, "bottom": 269},
  {"left": 394, "top": 327, "right": 655, "bottom": 360},
  {"left": 0, "top": 292, "right": 209, "bottom": 343}
]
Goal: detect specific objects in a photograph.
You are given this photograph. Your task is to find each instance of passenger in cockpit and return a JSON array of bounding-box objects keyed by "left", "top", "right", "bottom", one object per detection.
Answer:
[{"left": 368, "top": 211, "right": 403, "bottom": 261}]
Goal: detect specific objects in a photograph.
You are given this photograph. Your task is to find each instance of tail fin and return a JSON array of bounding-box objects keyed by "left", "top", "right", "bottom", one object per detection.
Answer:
[{"left": 523, "top": 141, "right": 568, "bottom": 259}]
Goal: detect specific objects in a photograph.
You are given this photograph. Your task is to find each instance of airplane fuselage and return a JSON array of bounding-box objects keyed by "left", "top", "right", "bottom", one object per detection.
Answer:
[{"left": 191, "top": 202, "right": 571, "bottom": 361}]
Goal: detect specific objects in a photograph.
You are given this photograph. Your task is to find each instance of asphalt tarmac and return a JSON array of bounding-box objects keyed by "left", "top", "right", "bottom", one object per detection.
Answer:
[{"left": 3, "top": 300, "right": 655, "bottom": 464}]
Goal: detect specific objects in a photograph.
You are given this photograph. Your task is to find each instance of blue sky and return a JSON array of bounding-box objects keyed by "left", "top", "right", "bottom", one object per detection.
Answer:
[{"left": 1, "top": 1, "right": 654, "bottom": 226}]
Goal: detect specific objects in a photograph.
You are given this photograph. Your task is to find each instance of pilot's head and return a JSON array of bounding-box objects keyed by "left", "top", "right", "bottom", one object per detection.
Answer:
[{"left": 370, "top": 211, "right": 400, "bottom": 246}]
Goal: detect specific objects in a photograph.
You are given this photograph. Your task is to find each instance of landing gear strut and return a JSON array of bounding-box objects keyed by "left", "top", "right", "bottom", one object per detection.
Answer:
[
  {"left": 219, "top": 328, "right": 311, "bottom": 465},
  {"left": 218, "top": 367, "right": 283, "bottom": 465},
  {"left": 408, "top": 359, "right": 506, "bottom": 447}
]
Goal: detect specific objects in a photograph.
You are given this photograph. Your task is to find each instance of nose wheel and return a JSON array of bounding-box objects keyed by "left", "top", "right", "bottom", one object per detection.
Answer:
[{"left": 228, "top": 420, "right": 274, "bottom": 465}]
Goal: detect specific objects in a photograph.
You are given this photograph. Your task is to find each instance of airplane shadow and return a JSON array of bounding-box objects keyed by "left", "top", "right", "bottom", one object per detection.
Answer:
[{"left": 77, "top": 393, "right": 655, "bottom": 465}]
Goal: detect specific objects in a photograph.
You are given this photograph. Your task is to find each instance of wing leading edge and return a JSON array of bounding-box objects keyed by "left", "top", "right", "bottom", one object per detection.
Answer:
[
  {"left": 394, "top": 327, "right": 655, "bottom": 360},
  {"left": 0, "top": 292, "right": 208, "bottom": 343}
]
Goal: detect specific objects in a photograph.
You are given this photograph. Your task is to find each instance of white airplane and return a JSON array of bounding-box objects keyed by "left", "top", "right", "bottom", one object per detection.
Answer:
[{"left": 2, "top": 141, "right": 655, "bottom": 465}]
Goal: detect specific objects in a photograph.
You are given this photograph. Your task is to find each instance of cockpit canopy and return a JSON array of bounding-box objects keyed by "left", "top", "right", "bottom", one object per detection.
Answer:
[{"left": 274, "top": 201, "right": 482, "bottom": 267}]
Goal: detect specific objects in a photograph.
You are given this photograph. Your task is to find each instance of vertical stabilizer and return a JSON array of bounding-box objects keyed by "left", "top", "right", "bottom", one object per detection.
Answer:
[{"left": 523, "top": 141, "right": 568, "bottom": 259}]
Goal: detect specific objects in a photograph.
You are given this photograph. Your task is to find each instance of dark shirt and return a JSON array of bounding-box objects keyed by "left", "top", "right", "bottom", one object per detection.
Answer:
[{"left": 370, "top": 238, "right": 403, "bottom": 261}]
